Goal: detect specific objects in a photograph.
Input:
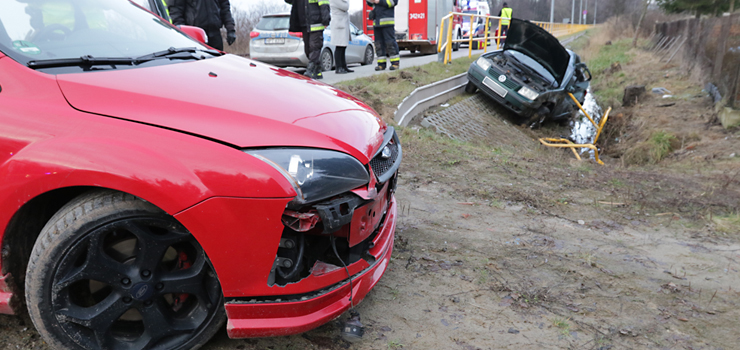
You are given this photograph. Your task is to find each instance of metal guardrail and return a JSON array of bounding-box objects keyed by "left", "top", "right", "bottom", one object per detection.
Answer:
[
  {"left": 437, "top": 13, "right": 592, "bottom": 64},
  {"left": 538, "top": 93, "right": 611, "bottom": 165},
  {"left": 394, "top": 73, "right": 469, "bottom": 126}
]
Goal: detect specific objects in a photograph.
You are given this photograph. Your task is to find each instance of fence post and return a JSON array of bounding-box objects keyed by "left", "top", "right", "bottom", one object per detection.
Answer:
[{"left": 715, "top": 1, "right": 736, "bottom": 84}]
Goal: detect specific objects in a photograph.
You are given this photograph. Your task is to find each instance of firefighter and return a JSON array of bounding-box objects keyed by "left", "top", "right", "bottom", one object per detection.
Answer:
[
  {"left": 286, "top": 0, "right": 331, "bottom": 79},
  {"left": 498, "top": 2, "right": 512, "bottom": 39},
  {"left": 168, "top": 0, "right": 236, "bottom": 51},
  {"left": 368, "top": 0, "right": 399, "bottom": 71}
]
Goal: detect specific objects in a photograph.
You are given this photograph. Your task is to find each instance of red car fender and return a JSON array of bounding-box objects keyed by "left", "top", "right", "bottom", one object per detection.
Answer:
[{"left": 0, "top": 58, "right": 298, "bottom": 309}]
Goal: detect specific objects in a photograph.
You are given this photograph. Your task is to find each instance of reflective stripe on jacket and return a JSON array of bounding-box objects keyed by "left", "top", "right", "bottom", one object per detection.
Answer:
[
  {"left": 286, "top": 0, "right": 331, "bottom": 33},
  {"left": 368, "top": 0, "right": 398, "bottom": 28},
  {"left": 500, "top": 7, "right": 512, "bottom": 26}
]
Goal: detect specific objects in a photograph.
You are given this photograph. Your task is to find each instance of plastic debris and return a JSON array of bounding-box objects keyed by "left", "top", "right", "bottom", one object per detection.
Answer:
[{"left": 652, "top": 87, "right": 671, "bottom": 94}]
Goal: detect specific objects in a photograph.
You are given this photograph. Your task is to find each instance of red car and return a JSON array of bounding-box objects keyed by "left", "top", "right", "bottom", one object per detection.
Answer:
[{"left": 0, "top": 1, "right": 400, "bottom": 349}]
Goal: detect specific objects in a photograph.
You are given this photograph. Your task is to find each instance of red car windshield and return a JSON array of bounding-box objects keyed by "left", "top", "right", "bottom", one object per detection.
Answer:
[{"left": 0, "top": 0, "right": 210, "bottom": 71}]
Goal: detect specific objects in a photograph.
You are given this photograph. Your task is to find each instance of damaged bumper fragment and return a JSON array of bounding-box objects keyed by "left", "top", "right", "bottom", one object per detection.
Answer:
[
  {"left": 225, "top": 196, "right": 396, "bottom": 338},
  {"left": 224, "top": 127, "right": 401, "bottom": 338}
]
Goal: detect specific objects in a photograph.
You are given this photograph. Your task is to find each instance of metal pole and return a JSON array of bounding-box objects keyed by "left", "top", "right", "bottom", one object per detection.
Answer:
[
  {"left": 594, "top": 0, "right": 597, "bottom": 25},
  {"left": 572, "top": 0, "right": 575, "bottom": 24},
  {"left": 579, "top": 0, "right": 583, "bottom": 24},
  {"left": 550, "top": 0, "right": 554, "bottom": 24},
  {"left": 585, "top": 0, "right": 588, "bottom": 24}
]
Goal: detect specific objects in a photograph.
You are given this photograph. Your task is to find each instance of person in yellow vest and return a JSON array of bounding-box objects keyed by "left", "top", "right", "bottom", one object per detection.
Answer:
[{"left": 498, "top": 2, "right": 512, "bottom": 40}]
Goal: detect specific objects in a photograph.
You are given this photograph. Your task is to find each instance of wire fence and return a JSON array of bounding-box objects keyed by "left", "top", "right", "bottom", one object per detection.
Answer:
[{"left": 652, "top": 15, "right": 740, "bottom": 108}]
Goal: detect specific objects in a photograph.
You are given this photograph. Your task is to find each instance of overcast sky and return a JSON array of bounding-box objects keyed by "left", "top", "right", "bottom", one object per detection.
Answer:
[{"left": 230, "top": 0, "right": 363, "bottom": 13}]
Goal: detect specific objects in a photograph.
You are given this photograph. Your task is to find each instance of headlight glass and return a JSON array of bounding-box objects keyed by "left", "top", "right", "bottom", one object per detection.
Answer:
[
  {"left": 245, "top": 148, "right": 369, "bottom": 205},
  {"left": 518, "top": 86, "right": 539, "bottom": 100},
  {"left": 476, "top": 57, "right": 491, "bottom": 71}
]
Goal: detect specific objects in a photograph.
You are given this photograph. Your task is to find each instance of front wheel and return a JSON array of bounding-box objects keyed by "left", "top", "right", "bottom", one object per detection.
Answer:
[
  {"left": 465, "top": 81, "right": 477, "bottom": 94},
  {"left": 320, "top": 48, "right": 334, "bottom": 72},
  {"left": 527, "top": 105, "right": 551, "bottom": 128},
  {"left": 26, "top": 190, "right": 225, "bottom": 350},
  {"left": 361, "top": 45, "right": 374, "bottom": 65},
  {"left": 452, "top": 31, "right": 461, "bottom": 51}
]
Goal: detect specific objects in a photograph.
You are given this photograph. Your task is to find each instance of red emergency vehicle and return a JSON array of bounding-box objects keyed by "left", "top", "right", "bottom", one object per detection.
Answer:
[{"left": 363, "top": 0, "right": 463, "bottom": 54}]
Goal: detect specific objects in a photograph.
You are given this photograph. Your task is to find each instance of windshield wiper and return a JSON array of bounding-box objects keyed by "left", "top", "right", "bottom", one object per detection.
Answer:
[
  {"left": 27, "top": 55, "right": 139, "bottom": 69},
  {"left": 133, "top": 46, "right": 222, "bottom": 62},
  {"left": 27, "top": 47, "right": 223, "bottom": 70}
]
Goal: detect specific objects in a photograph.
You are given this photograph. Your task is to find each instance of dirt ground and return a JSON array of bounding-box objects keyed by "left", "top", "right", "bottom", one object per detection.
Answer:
[{"left": 1, "top": 35, "right": 739, "bottom": 350}]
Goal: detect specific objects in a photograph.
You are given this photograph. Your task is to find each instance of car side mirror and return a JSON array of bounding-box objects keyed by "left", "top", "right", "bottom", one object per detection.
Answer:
[
  {"left": 179, "top": 25, "right": 208, "bottom": 46},
  {"left": 576, "top": 63, "right": 592, "bottom": 82}
]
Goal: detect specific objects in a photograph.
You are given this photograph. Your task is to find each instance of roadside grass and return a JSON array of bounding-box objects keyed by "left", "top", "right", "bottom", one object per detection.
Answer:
[
  {"left": 563, "top": 29, "right": 594, "bottom": 52},
  {"left": 587, "top": 37, "right": 636, "bottom": 107},
  {"left": 623, "top": 130, "right": 679, "bottom": 165},
  {"left": 334, "top": 55, "right": 479, "bottom": 123},
  {"left": 551, "top": 317, "right": 571, "bottom": 337},
  {"left": 713, "top": 213, "right": 740, "bottom": 234},
  {"left": 588, "top": 38, "right": 634, "bottom": 74}
]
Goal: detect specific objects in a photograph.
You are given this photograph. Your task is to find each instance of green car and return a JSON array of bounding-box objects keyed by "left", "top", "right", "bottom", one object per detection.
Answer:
[{"left": 466, "top": 18, "right": 592, "bottom": 126}]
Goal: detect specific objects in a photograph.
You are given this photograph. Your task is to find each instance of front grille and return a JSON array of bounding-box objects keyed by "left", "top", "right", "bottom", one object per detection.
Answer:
[
  {"left": 370, "top": 139, "right": 398, "bottom": 179},
  {"left": 369, "top": 128, "right": 401, "bottom": 183},
  {"left": 498, "top": 74, "right": 520, "bottom": 90}
]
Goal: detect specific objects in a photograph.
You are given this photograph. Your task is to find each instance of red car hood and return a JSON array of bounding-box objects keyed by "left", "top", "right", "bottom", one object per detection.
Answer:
[{"left": 56, "top": 55, "right": 385, "bottom": 163}]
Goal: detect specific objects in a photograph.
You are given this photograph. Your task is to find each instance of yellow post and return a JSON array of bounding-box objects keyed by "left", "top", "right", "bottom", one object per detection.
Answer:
[
  {"left": 568, "top": 92, "right": 597, "bottom": 128},
  {"left": 497, "top": 19, "right": 502, "bottom": 49},
  {"left": 447, "top": 16, "right": 453, "bottom": 63},
  {"left": 592, "top": 107, "right": 612, "bottom": 144},
  {"left": 468, "top": 15, "right": 474, "bottom": 57},
  {"left": 483, "top": 16, "right": 490, "bottom": 52}
]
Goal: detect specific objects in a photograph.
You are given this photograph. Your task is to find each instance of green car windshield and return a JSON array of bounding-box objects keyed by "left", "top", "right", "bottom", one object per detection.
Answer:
[{"left": 0, "top": 0, "right": 208, "bottom": 67}]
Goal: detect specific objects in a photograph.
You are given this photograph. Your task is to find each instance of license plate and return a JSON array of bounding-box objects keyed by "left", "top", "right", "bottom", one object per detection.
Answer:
[
  {"left": 483, "top": 76, "right": 508, "bottom": 98},
  {"left": 264, "top": 38, "right": 285, "bottom": 45}
]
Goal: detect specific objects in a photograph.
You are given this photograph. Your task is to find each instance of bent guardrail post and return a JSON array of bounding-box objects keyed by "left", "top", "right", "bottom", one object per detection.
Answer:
[
  {"left": 538, "top": 103, "right": 612, "bottom": 165},
  {"left": 569, "top": 92, "right": 598, "bottom": 128}
]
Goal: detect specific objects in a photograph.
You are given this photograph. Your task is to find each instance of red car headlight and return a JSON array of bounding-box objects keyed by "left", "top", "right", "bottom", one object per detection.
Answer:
[{"left": 245, "top": 148, "right": 369, "bottom": 205}]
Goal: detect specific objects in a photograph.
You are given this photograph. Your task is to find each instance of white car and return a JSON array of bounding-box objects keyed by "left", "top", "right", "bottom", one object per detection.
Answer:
[{"left": 249, "top": 13, "right": 375, "bottom": 72}]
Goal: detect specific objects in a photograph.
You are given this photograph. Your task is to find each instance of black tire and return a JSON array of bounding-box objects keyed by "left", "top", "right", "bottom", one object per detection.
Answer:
[
  {"left": 320, "top": 48, "right": 333, "bottom": 72},
  {"left": 452, "top": 31, "right": 461, "bottom": 51},
  {"left": 527, "top": 105, "right": 551, "bottom": 128},
  {"left": 465, "top": 81, "right": 477, "bottom": 94},
  {"left": 361, "top": 45, "right": 374, "bottom": 65},
  {"left": 472, "top": 40, "right": 480, "bottom": 50},
  {"left": 26, "top": 190, "right": 225, "bottom": 350}
]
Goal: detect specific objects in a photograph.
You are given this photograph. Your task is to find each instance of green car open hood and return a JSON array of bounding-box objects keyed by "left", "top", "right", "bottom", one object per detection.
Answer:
[{"left": 504, "top": 18, "right": 571, "bottom": 84}]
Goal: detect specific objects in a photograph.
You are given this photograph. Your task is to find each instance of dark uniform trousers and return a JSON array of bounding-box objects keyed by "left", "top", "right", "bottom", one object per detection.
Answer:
[
  {"left": 303, "top": 30, "right": 324, "bottom": 68},
  {"left": 374, "top": 26, "right": 398, "bottom": 68}
]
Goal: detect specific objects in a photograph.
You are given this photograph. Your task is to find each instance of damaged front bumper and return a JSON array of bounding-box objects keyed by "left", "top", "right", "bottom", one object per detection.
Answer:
[
  {"left": 224, "top": 195, "right": 396, "bottom": 338},
  {"left": 467, "top": 64, "right": 542, "bottom": 120},
  {"left": 173, "top": 128, "right": 402, "bottom": 338}
]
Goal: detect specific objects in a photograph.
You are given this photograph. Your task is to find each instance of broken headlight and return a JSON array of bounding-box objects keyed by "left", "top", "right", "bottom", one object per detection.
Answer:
[
  {"left": 245, "top": 148, "right": 370, "bottom": 205},
  {"left": 476, "top": 56, "right": 491, "bottom": 71},
  {"left": 517, "top": 86, "right": 539, "bottom": 100}
]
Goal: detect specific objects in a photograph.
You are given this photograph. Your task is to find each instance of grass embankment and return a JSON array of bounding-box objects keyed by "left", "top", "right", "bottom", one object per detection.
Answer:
[
  {"left": 334, "top": 55, "right": 478, "bottom": 123},
  {"left": 586, "top": 38, "right": 635, "bottom": 108},
  {"left": 573, "top": 28, "right": 688, "bottom": 165}
]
